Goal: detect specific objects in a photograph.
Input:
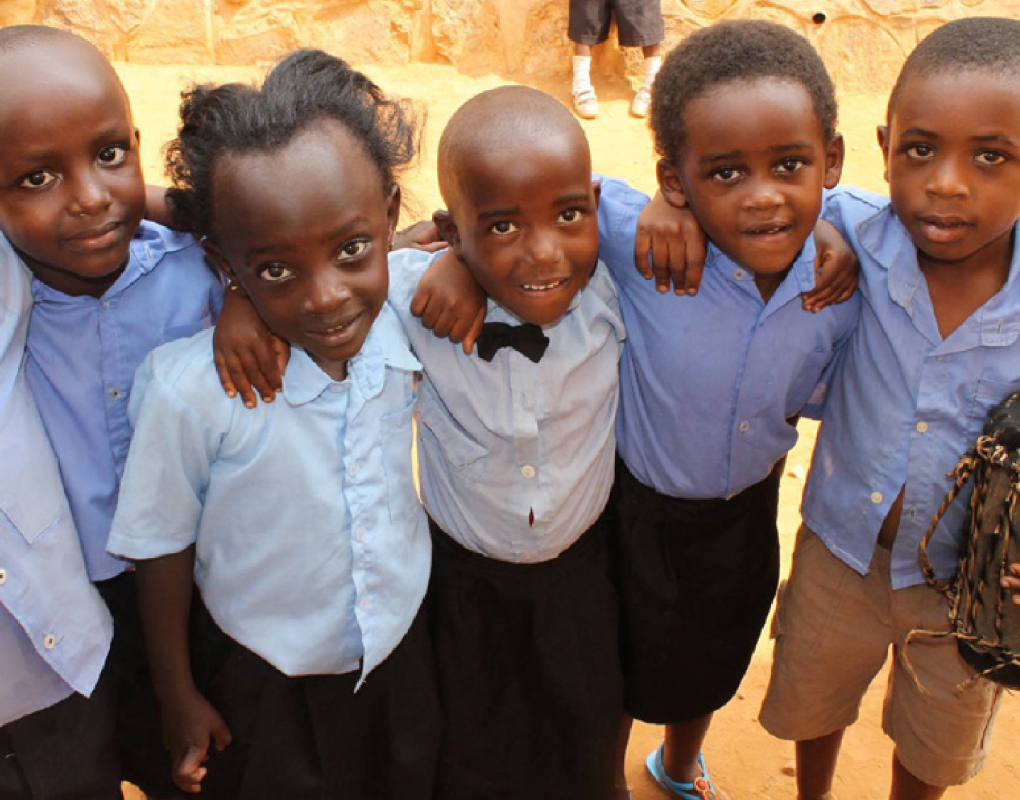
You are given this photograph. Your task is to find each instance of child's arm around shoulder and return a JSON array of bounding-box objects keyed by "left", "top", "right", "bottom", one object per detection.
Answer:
[{"left": 627, "top": 182, "right": 859, "bottom": 309}]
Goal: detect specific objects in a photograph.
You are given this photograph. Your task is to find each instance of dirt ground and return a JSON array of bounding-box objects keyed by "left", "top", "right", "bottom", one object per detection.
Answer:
[{"left": 116, "top": 61, "right": 1017, "bottom": 800}]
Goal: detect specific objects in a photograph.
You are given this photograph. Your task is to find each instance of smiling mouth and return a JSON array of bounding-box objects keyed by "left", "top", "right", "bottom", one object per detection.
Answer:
[
  {"left": 744, "top": 223, "right": 793, "bottom": 236},
  {"left": 918, "top": 217, "right": 973, "bottom": 242},
  {"left": 520, "top": 277, "right": 570, "bottom": 292},
  {"left": 67, "top": 220, "right": 123, "bottom": 249},
  {"left": 307, "top": 313, "right": 362, "bottom": 340}
]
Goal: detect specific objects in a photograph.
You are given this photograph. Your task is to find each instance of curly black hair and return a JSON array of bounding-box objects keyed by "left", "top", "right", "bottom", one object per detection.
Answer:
[
  {"left": 166, "top": 49, "right": 419, "bottom": 237},
  {"left": 649, "top": 20, "right": 837, "bottom": 163},
  {"left": 887, "top": 17, "right": 1020, "bottom": 123}
]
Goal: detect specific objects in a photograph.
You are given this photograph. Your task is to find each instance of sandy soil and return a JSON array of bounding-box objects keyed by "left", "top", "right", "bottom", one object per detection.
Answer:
[{"left": 116, "top": 61, "right": 1017, "bottom": 800}]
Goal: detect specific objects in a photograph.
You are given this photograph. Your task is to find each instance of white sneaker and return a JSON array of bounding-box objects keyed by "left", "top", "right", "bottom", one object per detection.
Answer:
[
  {"left": 630, "top": 85, "right": 651, "bottom": 118},
  {"left": 573, "top": 85, "right": 599, "bottom": 119}
]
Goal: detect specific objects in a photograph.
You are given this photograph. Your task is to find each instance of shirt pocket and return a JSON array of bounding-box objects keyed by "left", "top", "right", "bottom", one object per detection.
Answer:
[
  {"left": 416, "top": 388, "right": 488, "bottom": 471},
  {"left": 969, "top": 377, "right": 1020, "bottom": 428},
  {"left": 0, "top": 415, "right": 63, "bottom": 545},
  {"left": 380, "top": 401, "right": 421, "bottom": 524}
]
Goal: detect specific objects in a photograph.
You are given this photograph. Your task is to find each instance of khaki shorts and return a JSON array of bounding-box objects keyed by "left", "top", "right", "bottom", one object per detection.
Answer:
[{"left": 759, "top": 526, "right": 1003, "bottom": 787}]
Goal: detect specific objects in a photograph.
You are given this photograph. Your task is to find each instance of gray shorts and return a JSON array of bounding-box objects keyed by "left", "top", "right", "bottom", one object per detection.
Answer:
[{"left": 568, "top": 0, "right": 665, "bottom": 48}]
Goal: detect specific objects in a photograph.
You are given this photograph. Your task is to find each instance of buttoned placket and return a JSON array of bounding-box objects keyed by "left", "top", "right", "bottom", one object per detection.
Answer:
[{"left": 509, "top": 351, "right": 540, "bottom": 561}]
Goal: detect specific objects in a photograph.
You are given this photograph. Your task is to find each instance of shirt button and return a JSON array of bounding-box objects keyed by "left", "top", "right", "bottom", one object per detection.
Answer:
[
  {"left": 733, "top": 268, "right": 746, "bottom": 280},
  {"left": 101, "top": 301, "right": 110, "bottom": 310},
  {"left": 871, "top": 492, "right": 883, "bottom": 504},
  {"left": 360, "top": 597, "right": 372, "bottom": 610},
  {"left": 109, "top": 388, "right": 121, "bottom": 400},
  {"left": 355, "top": 530, "right": 366, "bottom": 542},
  {"left": 738, "top": 420, "right": 750, "bottom": 432},
  {"left": 329, "top": 384, "right": 344, "bottom": 393},
  {"left": 916, "top": 421, "right": 929, "bottom": 434},
  {"left": 521, "top": 465, "right": 536, "bottom": 479},
  {"left": 0, "top": 568, "right": 6, "bottom": 585},
  {"left": 909, "top": 507, "right": 917, "bottom": 518},
  {"left": 349, "top": 463, "right": 359, "bottom": 477},
  {"left": 43, "top": 634, "right": 56, "bottom": 650}
]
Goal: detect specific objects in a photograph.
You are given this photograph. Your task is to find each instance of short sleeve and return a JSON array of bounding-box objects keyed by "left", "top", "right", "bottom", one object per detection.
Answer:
[{"left": 107, "top": 351, "right": 223, "bottom": 560}]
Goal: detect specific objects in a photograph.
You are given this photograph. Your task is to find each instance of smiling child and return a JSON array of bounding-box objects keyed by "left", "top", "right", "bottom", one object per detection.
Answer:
[
  {"left": 106, "top": 51, "right": 439, "bottom": 799},
  {"left": 386, "top": 85, "right": 627, "bottom": 800}
]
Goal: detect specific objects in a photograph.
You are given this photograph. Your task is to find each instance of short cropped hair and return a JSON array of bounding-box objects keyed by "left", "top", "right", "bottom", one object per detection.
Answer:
[
  {"left": 649, "top": 20, "right": 837, "bottom": 161},
  {"left": 887, "top": 17, "right": 1020, "bottom": 121}
]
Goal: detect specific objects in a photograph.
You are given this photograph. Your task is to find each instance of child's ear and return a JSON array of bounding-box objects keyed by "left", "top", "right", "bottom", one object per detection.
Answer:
[
  {"left": 876, "top": 125, "right": 891, "bottom": 184},
  {"left": 432, "top": 210, "right": 460, "bottom": 252},
  {"left": 823, "top": 132, "right": 845, "bottom": 190},
  {"left": 591, "top": 179, "right": 601, "bottom": 209},
  {"left": 656, "top": 158, "right": 688, "bottom": 209},
  {"left": 386, "top": 183, "right": 401, "bottom": 246},
  {"left": 202, "top": 240, "right": 244, "bottom": 296}
]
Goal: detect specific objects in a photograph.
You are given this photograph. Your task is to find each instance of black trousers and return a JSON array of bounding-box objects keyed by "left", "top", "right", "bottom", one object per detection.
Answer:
[
  {"left": 611, "top": 457, "right": 782, "bottom": 723},
  {"left": 427, "top": 512, "right": 623, "bottom": 800}
]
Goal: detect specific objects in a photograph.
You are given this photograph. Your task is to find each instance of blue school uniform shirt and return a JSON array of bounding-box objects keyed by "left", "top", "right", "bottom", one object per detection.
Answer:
[
  {"left": 802, "top": 187, "right": 1020, "bottom": 589},
  {"left": 387, "top": 248, "right": 625, "bottom": 562},
  {"left": 25, "top": 221, "right": 223, "bottom": 582},
  {"left": 107, "top": 305, "right": 428, "bottom": 684},
  {"left": 596, "top": 176, "right": 860, "bottom": 499},
  {"left": 0, "top": 234, "right": 113, "bottom": 727}
]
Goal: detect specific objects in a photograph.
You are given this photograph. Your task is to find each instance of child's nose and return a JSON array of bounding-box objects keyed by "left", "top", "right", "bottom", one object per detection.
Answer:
[
  {"left": 743, "top": 180, "right": 783, "bottom": 210},
  {"left": 69, "top": 168, "right": 112, "bottom": 216},
  {"left": 927, "top": 158, "right": 969, "bottom": 199},
  {"left": 527, "top": 228, "right": 563, "bottom": 266},
  {"left": 306, "top": 269, "right": 351, "bottom": 313}
]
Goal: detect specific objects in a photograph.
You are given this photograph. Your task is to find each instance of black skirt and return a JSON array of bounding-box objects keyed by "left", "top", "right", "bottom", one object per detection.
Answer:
[
  {"left": 611, "top": 456, "right": 782, "bottom": 723},
  {"left": 427, "top": 511, "right": 623, "bottom": 800},
  {"left": 190, "top": 596, "right": 441, "bottom": 800}
]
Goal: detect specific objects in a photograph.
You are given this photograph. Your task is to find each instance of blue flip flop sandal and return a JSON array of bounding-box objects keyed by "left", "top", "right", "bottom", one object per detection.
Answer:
[{"left": 645, "top": 744, "right": 719, "bottom": 800}]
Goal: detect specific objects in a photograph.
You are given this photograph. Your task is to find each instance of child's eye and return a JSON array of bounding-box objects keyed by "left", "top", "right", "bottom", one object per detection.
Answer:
[
  {"left": 710, "top": 168, "right": 742, "bottom": 184},
  {"left": 490, "top": 220, "right": 519, "bottom": 235},
  {"left": 904, "top": 143, "right": 935, "bottom": 160},
  {"left": 97, "top": 145, "right": 128, "bottom": 167},
  {"left": 975, "top": 149, "right": 1007, "bottom": 167},
  {"left": 775, "top": 158, "right": 806, "bottom": 175},
  {"left": 338, "top": 240, "right": 368, "bottom": 260},
  {"left": 558, "top": 208, "right": 584, "bottom": 224},
  {"left": 258, "top": 263, "right": 293, "bottom": 282},
  {"left": 19, "top": 170, "right": 56, "bottom": 189}
]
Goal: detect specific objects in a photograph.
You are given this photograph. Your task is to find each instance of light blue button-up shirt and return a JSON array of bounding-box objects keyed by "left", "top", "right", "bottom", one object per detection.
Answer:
[
  {"left": 803, "top": 187, "right": 1020, "bottom": 589},
  {"left": 597, "top": 176, "right": 860, "bottom": 500},
  {"left": 107, "top": 305, "right": 429, "bottom": 683},
  {"left": 388, "top": 248, "right": 625, "bottom": 562},
  {"left": 0, "top": 235, "right": 113, "bottom": 726},
  {"left": 26, "top": 221, "right": 223, "bottom": 582}
]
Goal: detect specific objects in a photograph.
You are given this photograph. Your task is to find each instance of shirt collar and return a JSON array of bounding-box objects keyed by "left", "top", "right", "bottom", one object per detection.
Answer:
[
  {"left": 282, "top": 303, "right": 421, "bottom": 406},
  {"left": 858, "top": 206, "right": 1020, "bottom": 348},
  {"left": 705, "top": 236, "right": 817, "bottom": 302},
  {"left": 30, "top": 220, "right": 194, "bottom": 303}
]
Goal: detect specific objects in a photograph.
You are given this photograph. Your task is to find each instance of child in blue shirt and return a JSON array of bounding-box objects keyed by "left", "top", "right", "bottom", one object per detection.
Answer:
[
  {"left": 0, "top": 231, "right": 119, "bottom": 800},
  {"left": 107, "top": 50, "right": 439, "bottom": 800},
  {"left": 589, "top": 22, "right": 857, "bottom": 799},
  {"left": 0, "top": 24, "right": 224, "bottom": 796},
  {"left": 757, "top": 17, "right": 1020, "bottom": 800}
]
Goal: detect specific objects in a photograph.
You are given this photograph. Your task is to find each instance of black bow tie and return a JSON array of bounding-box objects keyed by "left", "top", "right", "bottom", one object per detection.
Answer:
[{"left": 476, "top": 321, "right": 550, "bottom": 363}]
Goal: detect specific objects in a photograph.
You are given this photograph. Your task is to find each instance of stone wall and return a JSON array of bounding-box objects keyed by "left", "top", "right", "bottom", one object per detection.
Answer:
[{"left": 2, "top": 1, "right": 1019, "bottom": 91}]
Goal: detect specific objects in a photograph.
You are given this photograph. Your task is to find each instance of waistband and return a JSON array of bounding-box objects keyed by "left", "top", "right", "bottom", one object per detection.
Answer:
[
  {"left": 614, "top": 455, "right": 782, "bottom": 522},
  {"left": 427, "top": 510, "right": 609, "bottom": 577}
]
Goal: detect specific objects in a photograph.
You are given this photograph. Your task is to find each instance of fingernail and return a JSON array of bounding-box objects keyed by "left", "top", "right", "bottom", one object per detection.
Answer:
[
  {"left": 227, "top": 390, "right": 236, "bottom": 398},
  {"left": 657, "top": 285, "right": 667, "bottom": 293},
  {"left": 245, "top": 399, "right": 255, "bottom": 409},
  {"left": 687, "top": 288, "right": 697, "bottom": 296}
]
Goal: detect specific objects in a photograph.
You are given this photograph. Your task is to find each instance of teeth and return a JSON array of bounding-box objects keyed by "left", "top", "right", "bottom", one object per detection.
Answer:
[{"left": 522, "top": 279, "right": 567, "bottom": 291}]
